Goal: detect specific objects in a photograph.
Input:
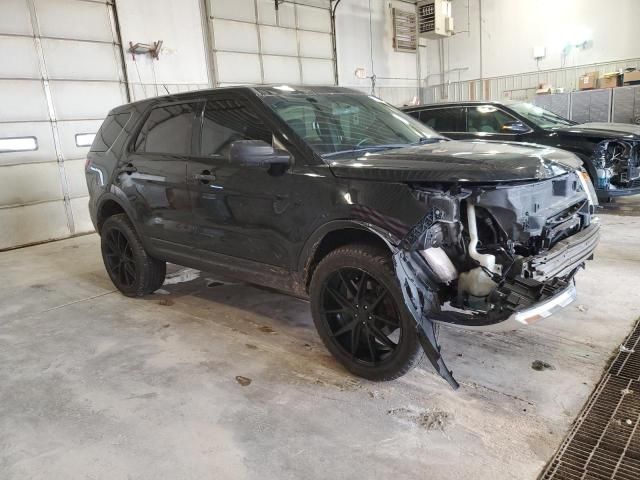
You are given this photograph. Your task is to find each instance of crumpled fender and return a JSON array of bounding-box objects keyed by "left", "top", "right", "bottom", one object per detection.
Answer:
[
  {"left": 392, "top": 210, "right": 459, "bottom": 389},
  {"left": 393, "top": 249, "right": 459, "bottom": 389}
]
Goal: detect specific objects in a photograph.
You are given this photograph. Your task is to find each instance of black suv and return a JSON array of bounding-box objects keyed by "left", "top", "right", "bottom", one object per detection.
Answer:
[
  {"left": 403, "top": 101, "right": 640, "bottom": 200},
  {"left": 86, "top": 86, "right": 600, "bottom": 388}
]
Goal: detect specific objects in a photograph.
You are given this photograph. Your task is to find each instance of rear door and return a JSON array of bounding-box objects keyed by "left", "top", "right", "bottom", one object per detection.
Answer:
[
  {"left": 188, "top": 94, "right": 298, "bottom": 268},
  {"left": 415, "top": 106, "right": 466, "bottom": 139},
  {"left": 118, "top": 101, "right": 199, "bottom": 252}
]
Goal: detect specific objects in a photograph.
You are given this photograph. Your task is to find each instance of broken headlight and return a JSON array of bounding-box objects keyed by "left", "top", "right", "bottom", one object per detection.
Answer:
[{"left": 577, "top": 168, "right": 598, "bottom": 207}]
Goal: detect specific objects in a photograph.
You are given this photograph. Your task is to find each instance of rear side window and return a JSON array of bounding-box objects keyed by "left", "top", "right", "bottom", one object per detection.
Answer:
[
  {"left": 135, "top": 103, "right": 198, "bottom": 155},
  {"left": 90, "top": 112, "right": 131, "bottom": 152},
  {"left": 200, "top": 99, "right": 271, "bottom": 157},
  {"left": 419, "top": 108, "right": 464, "bottom": 132}
]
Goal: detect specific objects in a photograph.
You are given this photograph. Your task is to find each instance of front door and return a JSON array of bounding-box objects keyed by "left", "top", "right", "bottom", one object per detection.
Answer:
[
  {"left": 457, "top": 105, "right": 529, "bottom": 142},
  {"left": 118, "top": 101, "right": 199, "bottom": 253},
  {"left": 188, "top": 95, "right": 299, "bottom": 269}
]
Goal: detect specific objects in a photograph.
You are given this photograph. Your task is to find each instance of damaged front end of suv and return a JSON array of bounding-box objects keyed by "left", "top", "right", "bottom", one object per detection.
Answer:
[
  {"left": 386, "top": 154, "right": 600, "bottom": 389},
  {"left": 592, "top": 138, "right": 640, "bottom": 195}
]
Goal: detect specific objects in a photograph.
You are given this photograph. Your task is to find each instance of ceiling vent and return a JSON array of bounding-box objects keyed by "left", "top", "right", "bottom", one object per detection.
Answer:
[
  {"left": 392, "top": 8, "right": 418, "bottom": 52},
  {"left": 417, "top": 0, "right": 454, "bottom": 39}
]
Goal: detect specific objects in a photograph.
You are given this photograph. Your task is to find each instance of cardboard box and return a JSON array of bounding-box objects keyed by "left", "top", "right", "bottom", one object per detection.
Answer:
[
  {"left": 623, "top": 71, "right": 640, "bottom": 85},
  {"left": 599, "top": 73, "right": 621, "bottom": 89},
  {"left": 579, "top": 71, "right": 598, "bottom": 90},
  {"left": 535, "top": 83, "right": 552, "bottom": 95}
]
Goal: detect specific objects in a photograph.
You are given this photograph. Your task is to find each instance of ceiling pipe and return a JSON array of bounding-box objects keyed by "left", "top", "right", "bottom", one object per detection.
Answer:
[{"left": 330, "top": 0, "right": 342, "bottom": 86}]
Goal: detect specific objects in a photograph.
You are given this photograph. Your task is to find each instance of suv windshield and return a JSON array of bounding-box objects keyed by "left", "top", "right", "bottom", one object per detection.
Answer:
[
  {"left": 510, "top": 102, "right": 576, "bottom": 129},
  {"left": 261, "top": 92, "right": 444, "bottom": 158}
]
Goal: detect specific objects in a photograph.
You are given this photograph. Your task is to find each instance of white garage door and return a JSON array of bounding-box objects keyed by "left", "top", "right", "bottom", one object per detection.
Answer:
[
  {"left": 207, "top": 0, "right": 335, "bottom": 86},
  {"left": 0, "top": 0, "right": 128, "bottom": 250}
]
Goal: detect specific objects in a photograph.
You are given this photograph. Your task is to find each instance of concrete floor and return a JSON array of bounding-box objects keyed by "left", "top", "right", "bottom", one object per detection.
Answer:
[{"left": 1, "top": 208, "right": 639, "bottom": 480}]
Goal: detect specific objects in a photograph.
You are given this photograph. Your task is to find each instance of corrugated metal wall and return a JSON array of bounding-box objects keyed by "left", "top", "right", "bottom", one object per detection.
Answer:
[
  {"left": 423, "top": 57, "right": 640, "bottom": 104},
  {"left": 532, "top": 85, "right": 640, "bottom": 124}
]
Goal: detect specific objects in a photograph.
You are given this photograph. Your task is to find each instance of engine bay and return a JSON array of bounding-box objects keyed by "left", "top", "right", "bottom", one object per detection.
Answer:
[
  {"left": 392, "top": 173, "right": 600, "bottom": 388},
  {"left": 593, "top": 139, "right": 640, "bottom": 190}
]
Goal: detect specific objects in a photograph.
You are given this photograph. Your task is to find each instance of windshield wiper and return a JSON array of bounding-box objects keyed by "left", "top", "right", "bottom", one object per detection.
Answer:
[
  {"left": 323, "top": 138, "right": 446, "bottom": 159},
  {"left": 413, "top": 136, "right": 447, "bottom": 145}
]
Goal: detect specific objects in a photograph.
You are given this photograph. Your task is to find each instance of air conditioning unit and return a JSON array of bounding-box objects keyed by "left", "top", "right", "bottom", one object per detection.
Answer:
[{"left": 417, "top": 0, "right": 454, "bottom": 39}]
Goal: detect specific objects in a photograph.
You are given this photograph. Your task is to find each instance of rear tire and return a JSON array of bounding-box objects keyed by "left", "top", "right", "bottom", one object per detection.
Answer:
[
  {"left": 100, "top": 214, "right": 166, "bottom": 297},
  {"left": 309, "top": 244, "right": 423, "bottom": 381}
]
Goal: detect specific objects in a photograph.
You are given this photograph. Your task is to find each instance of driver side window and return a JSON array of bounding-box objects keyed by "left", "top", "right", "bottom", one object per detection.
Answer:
[
  {"left": 200, "top": 99, "right": 271, "bottom": 157},
  {"left": 467, "top": 106, "right": 518, "bottom": 133}
]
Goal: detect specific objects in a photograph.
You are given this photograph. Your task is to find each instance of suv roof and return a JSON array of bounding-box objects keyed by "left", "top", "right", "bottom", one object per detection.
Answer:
[
  {"left": 111, "top": 85, "right": 366, "bottom": 114},
  {"left": 403, "top": 100, "right": 521, "bottom": 112}
]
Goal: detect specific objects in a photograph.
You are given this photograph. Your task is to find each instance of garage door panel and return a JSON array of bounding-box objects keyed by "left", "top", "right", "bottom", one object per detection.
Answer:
[
  {"left": 57, "top": 119, "right": 102, "bottom": 161},
  {"left": 301, "top": 58, "right": 334, "bottom": 85},
  {"left": 262, "top": 56, "right": 300, "bottom": 84},
  {"left": 34, "top": 0, "right": 112, "bottom": 42},
  {"left": 65, "top": 159, "right": 89, "bottom": 198},
  {"left": 42, "top": 39, "right": 120, "bottom": 81},
  {"left": 0, "top": 0, "right": 33, "bottom": 36},
  {"left": 0, "top": 36, "right": 40, "bottom": 78},
  {"left": 256, "top": 0, "right": 277, "bottom": 26},
  {"left": 49, "top": 81, "right": 123, "bottom": 120},
  {"left": 216, "top": 52, "right": 262, "bottom": 84},
  {"left": 276, "top": 3, "right": 296, "bottom": 28},
  {"left": 0, "top": 122, "right": 56, "bottom": 165},
  {"left": 0, "top": 161, "right": 63, "bottom": 207},
  {"left": 296, "top": 4, "right": 331, "bottom": 32},
  {"left": 259, "top": 26, "right": 297, "bottom": 56},
  {"left": 0, "top": 201, "right": 70, "bottom": 250},
  {"left": 209, "top": 0, "right": 256, "bottom": 22},
  {"left": 0, "top": 80, "right": 49, "bottom": 122},
  {"left": 298, "top": 31, "right": 332, "bottom": 59},
  {"left": 70, "top": 196, "right": 93, "bottom": 233},
  {"left": 212, "top": 19, "right": 259, "bottom": 54}
]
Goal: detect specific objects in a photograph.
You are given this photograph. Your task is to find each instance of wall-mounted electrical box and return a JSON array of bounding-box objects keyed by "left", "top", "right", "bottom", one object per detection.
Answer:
[{"left": 417, "top": 0, "right": 454, "bottom": 39}]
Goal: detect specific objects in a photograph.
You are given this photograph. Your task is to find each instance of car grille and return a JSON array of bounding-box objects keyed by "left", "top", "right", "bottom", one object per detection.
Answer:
[{"left": 540, "top": 318, "right": 640, "bottom": 479}]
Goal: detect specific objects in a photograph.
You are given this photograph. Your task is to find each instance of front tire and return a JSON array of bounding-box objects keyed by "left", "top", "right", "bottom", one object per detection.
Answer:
[
  {"left": 100, "top": 214, "right": 166, "bottom": 297},
  {"left": 309, "top": 244, "right": 423, "bottom": 381}
]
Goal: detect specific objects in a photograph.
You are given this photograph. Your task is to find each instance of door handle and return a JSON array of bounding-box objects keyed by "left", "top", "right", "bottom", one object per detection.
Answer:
[
  {"left": 194, "top": 170, "right": 216, "bottom": 184},
  {"left": 120, "top": 163, "right": 137, "bottom": 174}
]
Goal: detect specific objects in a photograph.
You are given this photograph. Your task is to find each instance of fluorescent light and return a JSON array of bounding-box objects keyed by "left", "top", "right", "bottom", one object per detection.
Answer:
[
  {"left": 75, "top": 133, "right": 96, "bottom": 147},
  {"left": 0, "top": 136, "right": 38, "bottom": 153}
]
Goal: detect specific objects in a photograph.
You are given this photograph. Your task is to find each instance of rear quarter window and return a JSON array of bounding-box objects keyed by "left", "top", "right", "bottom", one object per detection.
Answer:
[
  {"left": 134, "top": 103, "right": 198, "bottom": 155},
  {"left": 90, "top": 112, "right": 131, "bottom": 152}
]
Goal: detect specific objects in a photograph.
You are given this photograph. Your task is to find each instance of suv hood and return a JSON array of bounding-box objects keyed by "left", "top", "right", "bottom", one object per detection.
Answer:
[
  {"left": 554, "top": 122, "right": 640, "bottom": 139},
  {"left": 328, "top": 140, "right": 581, "bottom": 183}
]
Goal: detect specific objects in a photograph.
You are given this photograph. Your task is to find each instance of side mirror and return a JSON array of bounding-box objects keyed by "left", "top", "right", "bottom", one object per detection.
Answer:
[
  {"left": 500, "top": 121, "right": 530, "bottom": 134},
  {"left": 229, "top": 139, "right": 291, "bottom": 167}
]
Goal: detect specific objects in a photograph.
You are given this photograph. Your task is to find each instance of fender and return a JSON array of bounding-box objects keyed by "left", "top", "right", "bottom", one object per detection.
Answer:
[
  {"left": 297, "top": 219, "right": 401, "bottom": 277},
  {"left": 95, "top": 191, "right": 154, "bottom": 250}
]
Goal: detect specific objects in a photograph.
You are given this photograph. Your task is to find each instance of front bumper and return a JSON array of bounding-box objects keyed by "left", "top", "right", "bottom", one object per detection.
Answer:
[
  {"left": 431, "top": 222, "right": 599, "bottom": 332},
  {"left": 526, "top": 221, "right": 600, "bottom": 281},
  {"left": 437, "top": 281, "right": 577, "bottom": 332}
]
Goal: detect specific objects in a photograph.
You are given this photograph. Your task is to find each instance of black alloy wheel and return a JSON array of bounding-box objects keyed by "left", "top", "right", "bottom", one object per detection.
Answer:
[
  {"left": 100, "top": 214, "right": 166, "bottom": 297},
  {"left": 310, "top": 244, "right": 423, "bottom": 381},
  {"left": 320, "top": 267, "right": 402, "bottom": 366},
  {"left": 103, "top": 228, "right": 136, "bottom": 288}
]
